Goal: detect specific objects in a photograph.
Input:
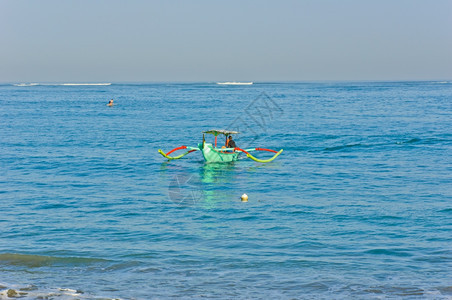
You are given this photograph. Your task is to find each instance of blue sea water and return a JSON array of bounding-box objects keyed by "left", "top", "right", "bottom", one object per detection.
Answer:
[{"left": 0, "top": 81, "right": 451, "bottom": 299}]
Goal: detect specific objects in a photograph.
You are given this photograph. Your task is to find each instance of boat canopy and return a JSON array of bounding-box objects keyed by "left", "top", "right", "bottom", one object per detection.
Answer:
[{"left": 203, "top": 129, "right": 239, "bottom": 136}]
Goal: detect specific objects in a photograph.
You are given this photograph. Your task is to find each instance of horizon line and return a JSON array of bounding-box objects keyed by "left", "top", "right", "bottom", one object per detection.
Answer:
[{"left": 2, "top": 79, "right": 452, "bottom": 85}]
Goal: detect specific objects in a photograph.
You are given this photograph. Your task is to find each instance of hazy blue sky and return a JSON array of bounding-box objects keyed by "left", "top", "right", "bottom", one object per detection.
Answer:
[{"left": 1, "top": 0, "right": 451, "bottom": 82}]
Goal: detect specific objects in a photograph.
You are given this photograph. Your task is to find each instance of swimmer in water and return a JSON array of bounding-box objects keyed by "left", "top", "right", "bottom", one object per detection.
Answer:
[{"left": 107, "top": 99, "right": 114, "bottom": 106}]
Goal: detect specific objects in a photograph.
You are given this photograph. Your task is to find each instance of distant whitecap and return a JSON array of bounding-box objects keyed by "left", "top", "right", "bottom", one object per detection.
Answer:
[
  {"left": 216, "top": 82, "right": 253, "bottom": 85},
  {"left": 13, "top": 83, "right": 112, "bottom": 87},
  {"left": 13, "top": 83, "right": 39, "bottom": 87},
  {"left": 60, "top": 83, "right": 112, "bottom": 86}
]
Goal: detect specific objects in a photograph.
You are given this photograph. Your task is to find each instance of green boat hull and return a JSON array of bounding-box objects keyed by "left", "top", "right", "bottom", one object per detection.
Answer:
[{"left": 199, "top": 143, "right": 240, "bottom": 163}]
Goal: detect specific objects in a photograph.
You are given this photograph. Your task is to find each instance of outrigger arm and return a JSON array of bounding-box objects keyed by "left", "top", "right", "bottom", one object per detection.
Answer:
[
  {"left": 235, "top": 147, "right": 284, "bottom": 163},
  {"left": 158, "top": 145, "right": 199, "bottom": 160}
]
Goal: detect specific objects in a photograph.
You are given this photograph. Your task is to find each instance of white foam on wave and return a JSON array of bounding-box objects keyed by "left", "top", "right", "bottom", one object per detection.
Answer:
[{"left": 0, "top": 283, "right": 122, "bottom": 300}]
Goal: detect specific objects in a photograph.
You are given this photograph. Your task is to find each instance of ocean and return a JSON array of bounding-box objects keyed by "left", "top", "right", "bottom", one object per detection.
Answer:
[{"left": 0, "top": 81, "right": 451, "bottom": 299}]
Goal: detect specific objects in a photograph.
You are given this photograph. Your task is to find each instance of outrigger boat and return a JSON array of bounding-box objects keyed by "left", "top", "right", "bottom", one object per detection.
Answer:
[{"left": 158, "top": 129, "right": 283, "bottom": 163}]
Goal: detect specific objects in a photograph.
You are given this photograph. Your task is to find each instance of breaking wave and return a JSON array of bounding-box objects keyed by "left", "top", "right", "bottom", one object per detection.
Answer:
[
  {"left": 216, "top": 81, "right": 253, "bottom": 85},
  {"left": 60, "top": 83, "right": 112, "bottom": 86},
  {"left": 0, "top": 284, "right": 119, "bottom": 300}
]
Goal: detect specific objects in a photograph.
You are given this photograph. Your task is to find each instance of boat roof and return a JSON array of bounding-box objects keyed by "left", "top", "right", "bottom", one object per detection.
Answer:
[{"left": 203, "top": 129, "right": 239, "bottom": 136}]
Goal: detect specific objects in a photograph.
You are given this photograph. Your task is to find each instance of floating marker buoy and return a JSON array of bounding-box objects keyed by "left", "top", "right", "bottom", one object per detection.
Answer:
[{"left": 241, "top": 193, "right": 248, "bottom": 202}]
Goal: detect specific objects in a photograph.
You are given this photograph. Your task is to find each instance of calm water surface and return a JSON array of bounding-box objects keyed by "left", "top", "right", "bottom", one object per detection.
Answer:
[{"left": 0, "top": 82, "right": 451, "bottom": 299}]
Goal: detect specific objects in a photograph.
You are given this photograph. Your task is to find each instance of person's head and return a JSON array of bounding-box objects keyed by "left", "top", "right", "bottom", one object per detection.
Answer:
[{"left": 228, "top": 135, "right": 232, "bottom": 140}]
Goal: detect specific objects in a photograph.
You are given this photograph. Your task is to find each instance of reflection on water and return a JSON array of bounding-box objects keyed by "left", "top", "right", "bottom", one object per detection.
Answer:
[
  {"left": 159, "top": 161, "right": 241, "bottom": 207},
  {"left": 198, "top": 162, "right": 239, "bottom": 208},
  {"left": 199, "top": 162, "right": 238, "bottom": 184},
  {"left": 159, "top": 159, "right": 283, "bottom": 208}
]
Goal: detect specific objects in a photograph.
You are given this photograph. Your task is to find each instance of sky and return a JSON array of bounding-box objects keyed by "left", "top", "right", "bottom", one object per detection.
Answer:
[{"left": 1, "top": 0, "right": 451, "bottom": 82}]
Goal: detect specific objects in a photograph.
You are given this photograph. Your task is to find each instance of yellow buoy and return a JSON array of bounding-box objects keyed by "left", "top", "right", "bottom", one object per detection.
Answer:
[{"left": 241, "top": 193, "right": 248, "bottom": 202}]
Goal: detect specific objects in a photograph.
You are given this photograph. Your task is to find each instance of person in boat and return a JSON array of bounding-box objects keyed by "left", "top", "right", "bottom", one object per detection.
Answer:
[
  {"left": 227, "top": 135, "right": 237, "bottom": 148},
  {"left": 107, "top": 99, "right": 114, "bottom": 106}
]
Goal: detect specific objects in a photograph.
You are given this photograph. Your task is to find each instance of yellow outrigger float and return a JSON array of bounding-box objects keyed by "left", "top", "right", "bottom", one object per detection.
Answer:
[{"left": 158, "top": 129, "right": 283, "bottom": 163}]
